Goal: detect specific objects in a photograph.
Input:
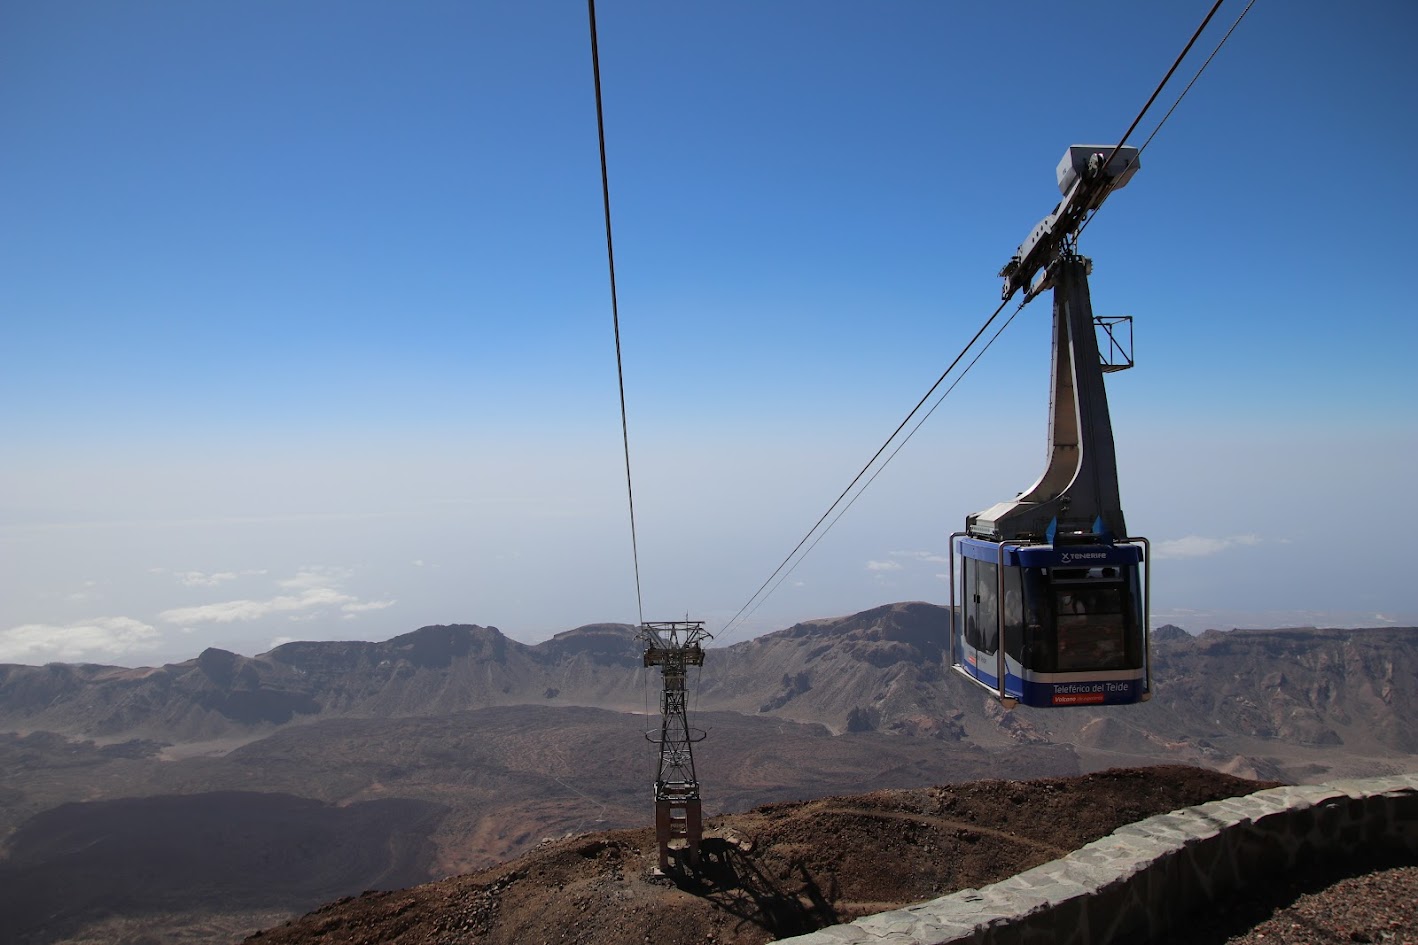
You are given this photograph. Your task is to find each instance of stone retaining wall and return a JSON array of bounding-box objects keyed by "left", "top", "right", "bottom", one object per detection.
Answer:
[{"left": 781, "top": 773, "right": 1418, "bottom": 945}]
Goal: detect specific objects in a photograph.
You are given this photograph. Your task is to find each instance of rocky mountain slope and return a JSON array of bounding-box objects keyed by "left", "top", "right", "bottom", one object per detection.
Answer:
[
  {"left": 3, "top": 604, "right": 1414, "bottom": 772},
  {"left": 0, "top": 623, "right": 647, "bottom": 741},
  {"left": 697, "top": 605, "right": 1418, "bottom": 758},
  {"left": 1, "top": 604, "right": 1415, "bottom": 945}
]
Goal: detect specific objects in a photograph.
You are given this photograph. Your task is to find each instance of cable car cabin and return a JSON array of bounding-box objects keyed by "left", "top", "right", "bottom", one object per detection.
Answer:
[
  {"left": 950, "top": 145, "right": 1154, "bottom": 708},
  {"left": 950, "top": 536, "right": 1151, "bottom": 708}
]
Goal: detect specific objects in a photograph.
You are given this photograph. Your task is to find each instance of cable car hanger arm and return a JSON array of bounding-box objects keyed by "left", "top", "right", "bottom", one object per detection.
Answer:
[{"left": 998, "top": 146, "right": 1140, "bottom": 303}]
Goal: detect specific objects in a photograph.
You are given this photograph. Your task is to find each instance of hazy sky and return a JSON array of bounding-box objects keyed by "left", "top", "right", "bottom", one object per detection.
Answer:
[{"left": 3, "top": 1, "right": 1415, "bottom": 666}]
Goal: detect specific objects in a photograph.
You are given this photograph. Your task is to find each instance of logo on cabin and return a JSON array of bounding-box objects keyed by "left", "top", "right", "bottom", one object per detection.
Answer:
[{"left": 1060, "top": 551, "right": 1108, "bottom": 564}]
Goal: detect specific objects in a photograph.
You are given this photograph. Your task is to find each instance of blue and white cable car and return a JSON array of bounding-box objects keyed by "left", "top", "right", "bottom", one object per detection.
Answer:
[
  {"left": 951, "top": 534, "right": 1150, "bottom": 707},
  {"left": 950, "top": 146, "right": 1152, "bottom": 708}
]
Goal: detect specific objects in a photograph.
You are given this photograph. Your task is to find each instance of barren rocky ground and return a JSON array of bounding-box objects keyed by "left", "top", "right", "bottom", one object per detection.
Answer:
[
  {"left": 1162, "top": 863, "right": 1418, "bottom": 945},
  {"left": 244, "top": 765, "right": 1277, "bottom": 945}
]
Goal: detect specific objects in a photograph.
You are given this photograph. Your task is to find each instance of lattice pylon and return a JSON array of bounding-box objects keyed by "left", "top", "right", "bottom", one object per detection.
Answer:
[{"left": 640, "top": 619, "right": 710, "bottom": 872}]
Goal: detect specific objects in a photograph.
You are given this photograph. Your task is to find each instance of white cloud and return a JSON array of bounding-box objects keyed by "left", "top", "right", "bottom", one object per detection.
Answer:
[
  {"left": 342, "top": 599, "right": 396, "bottom": 614},
  {"left": 866, "top": 560, "right": 903, "bottom": 572},
  {"left": 149, "top": 567, "right": 268, "bottom": 587},
  {"left": 1152, "top": 534, "right": 1263, "bottom": 560},
  {"left": 269, "top": 636, "right": 296, "bottom": 648},
  {"left": 179, "top": 570, "right": 239, "bottom": 587},
  {"left": 159, "top": 586, "right": 354, "bottom": 625},
  {"left": 411, "top": 559, "right": 425, "bottom": 568},
  {"left": 278, "top": 567, "right": 353, "bottom": 590},
  {"left": 0, "top": 617, "right": 161, "bottom": 665},
  {"left": 890, "top": 550, "right": 948, "bottom": 564},
  {"left": 155, "top": 566, "right": 395, "bottom": 629}
]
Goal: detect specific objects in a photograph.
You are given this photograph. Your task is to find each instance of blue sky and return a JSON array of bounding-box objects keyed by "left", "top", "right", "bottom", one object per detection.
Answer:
[{"left": 2, "top": 1, "right": 1415, "bottom": 666}]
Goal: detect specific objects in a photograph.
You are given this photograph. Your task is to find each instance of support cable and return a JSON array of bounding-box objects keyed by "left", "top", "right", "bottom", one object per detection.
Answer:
[
  {"left": 721, "top": 300, "right": 1027, "bottom": 641},
  {"left": 1079, "top": 0, "right": 1257, "bottom": 241},
  {"left": 587, "top": 0, "right": 644, "bottom": 625},
  {"left": 718, "top": 296, "right": 1012, "bottom": 639},
  {"left": 1137, "top": 0, "right": 1256, "bottom": 159},
  {"left": 1099, "top": 0, "right": 1227, "bottom": 172}
]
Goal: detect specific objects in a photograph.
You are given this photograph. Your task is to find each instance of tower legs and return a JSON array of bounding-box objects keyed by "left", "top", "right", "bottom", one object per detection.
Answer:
[{"left": 654, "top": 795, "right": 702, "bottom": 871}]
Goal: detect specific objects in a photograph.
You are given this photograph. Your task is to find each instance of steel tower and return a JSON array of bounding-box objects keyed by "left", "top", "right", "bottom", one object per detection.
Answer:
[{"left": 640, "top": 620, "right": 710, "bottom": 871}]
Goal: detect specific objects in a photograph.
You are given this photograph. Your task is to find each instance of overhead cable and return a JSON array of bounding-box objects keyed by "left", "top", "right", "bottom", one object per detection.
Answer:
[
  {"left": 717, "top": 296, "right": 1013, "bottom": 640},
  {"left": 723, "top": 300, "right": 1029, "bottom": 640},
  {"left": 1080, "top": 0, "right": 1257, "bottom": 242},
  {"left": 1100, "top": 0, "right": 1228, "bottom": 170},
  {"left": 1137, "top": 0, "right": 1257, "bottom": 158},
  {"left": 587, "top": 0, "right": 644, "bottom": 625}
]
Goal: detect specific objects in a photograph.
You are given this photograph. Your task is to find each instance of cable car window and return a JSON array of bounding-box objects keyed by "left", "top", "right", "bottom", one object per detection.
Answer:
[
  {"left": 1053, "top": 570, "right": 1132, "bottom": 671},
  {"left": 976, "top": 560, "right": 998, "bottom": 654},
  {"left": 1124, "top": 566, "right": 1144, "bottom": 667},
  {"left": 1003, "top": 566, "right": 1024, "bottom": 663},
  {"left": 962, "top": 557, "right": 980, "bottom": 650},
  {"left": 1018, "top": 567, "right": 1050, "bottom": 670}
]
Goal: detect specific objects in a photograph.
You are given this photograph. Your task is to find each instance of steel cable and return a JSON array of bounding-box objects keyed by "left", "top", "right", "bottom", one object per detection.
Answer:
[
  {"left": 1081, "top": 0, "right": 1255, "bottom": 241},
  {"left": 1100, "top": 0, "right": 1227, "bottom": 171},
  {"left": 587, "top": 0, "right": 644, "bottom": 626},
  {"left": 722, "top": 300, "right": 1027, "bottom": 641},
  {"left": 717, "top": 296, "right": 1012, "bottom": 640}
]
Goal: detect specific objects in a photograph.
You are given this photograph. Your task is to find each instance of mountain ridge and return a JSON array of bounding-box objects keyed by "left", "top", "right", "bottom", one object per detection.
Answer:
[
  {"left": 2, "top": 604, "right": 1415, "bottom": 945},
  {"left": 2, "top": 603, "right": 1414, "bottom": 771}
]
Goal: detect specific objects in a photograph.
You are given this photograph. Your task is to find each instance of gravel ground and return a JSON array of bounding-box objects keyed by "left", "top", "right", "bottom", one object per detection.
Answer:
[{"left": 1161, "top": 861, "right": 1418, "bottom": 945}]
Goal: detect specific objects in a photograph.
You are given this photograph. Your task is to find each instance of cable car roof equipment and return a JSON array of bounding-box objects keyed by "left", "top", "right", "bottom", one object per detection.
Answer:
[{"left": 951, "top": 145, "right": 1152, "bottom": 709}]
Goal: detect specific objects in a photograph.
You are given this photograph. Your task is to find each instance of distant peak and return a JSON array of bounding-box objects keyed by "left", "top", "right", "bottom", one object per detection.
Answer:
[
  {"left": 384, "top": 623, "right": 512, "bottom": 669},
  {"left": 195, "top": 646, "right": 243, "bottom": 685},
  {"left": 533, "top": 622, "right": 640, "bottom": 667},
  {"left": 550, "top": 623, "right": 637, "bottom": 640},
  {"left": 389, "top": 624, "right": 501, "bottom": 645},
  {"left": 1152, "top": 624, "right": 1192, "bottom": 642}
]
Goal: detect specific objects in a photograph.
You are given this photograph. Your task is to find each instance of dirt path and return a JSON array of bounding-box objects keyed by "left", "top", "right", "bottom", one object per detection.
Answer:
[{"left": 808, "top": 804, "right": 1073, "bottom": 858}]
